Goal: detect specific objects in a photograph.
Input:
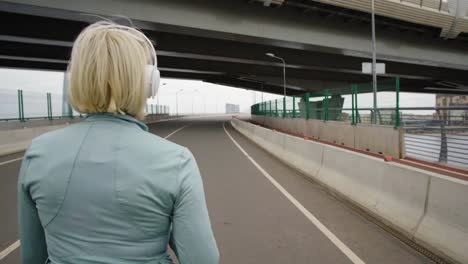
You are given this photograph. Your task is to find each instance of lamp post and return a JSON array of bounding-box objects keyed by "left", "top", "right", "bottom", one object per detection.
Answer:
[
  {"left": 266, "top": 53, "right": 286, "bottom": 98},
  {"left": 371, "top": 0, "right": 378, "bottom": 124},
  {"left": 261, "top": 82, "right": 264, "bottom": 103}
]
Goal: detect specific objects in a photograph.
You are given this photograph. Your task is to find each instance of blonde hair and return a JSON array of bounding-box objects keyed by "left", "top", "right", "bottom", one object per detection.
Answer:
[{"left": 68, "top": 21, "right": 153, "bottom": 119}]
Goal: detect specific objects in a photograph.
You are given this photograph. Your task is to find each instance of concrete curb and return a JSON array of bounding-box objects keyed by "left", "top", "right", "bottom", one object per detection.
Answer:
[
  {"left": 0, "top": 124, "right": 68, "bottom": 156},
  {"left": 231, "top": 118, "right": 468, "bottom": 264},
  {"left": 0, "top": 116, "right": 183, "bottom": 157},
  {"left": 0, "top": 141, "right": 32, "bottom": 156}
]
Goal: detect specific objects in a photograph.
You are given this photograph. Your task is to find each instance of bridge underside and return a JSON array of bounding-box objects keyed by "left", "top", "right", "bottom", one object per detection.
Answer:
[{"left": 1, "top": 1, "right": 468, "bottom": 95}]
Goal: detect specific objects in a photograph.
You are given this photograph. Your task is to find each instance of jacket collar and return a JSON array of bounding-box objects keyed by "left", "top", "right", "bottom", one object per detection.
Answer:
[{"left": 86, "top": 113, "right": 149, "bottom": 131}]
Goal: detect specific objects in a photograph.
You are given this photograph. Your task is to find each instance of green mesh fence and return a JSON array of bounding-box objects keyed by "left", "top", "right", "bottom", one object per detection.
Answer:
[
  {"left": 0, "top": 89, "right": 171, "bottom": 122},
  {"left": 251, "top": 77, "right": 401, "bottom": 128}
]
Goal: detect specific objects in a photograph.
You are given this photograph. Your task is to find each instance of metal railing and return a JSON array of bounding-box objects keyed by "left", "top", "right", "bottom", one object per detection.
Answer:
[
  {"left": 0, "top": 89, "right": 170, "bottom": 122},
  {"left": 256, "top": 104, "right": 468, "bottom": 168},
  {"left": 145, "top": 103, "right": 170, "bottom": 116},
  {"left": 402, "top": 107, "right": 468, "bottom": 168},
  {"left": 251, "top": 77, "right": 402, "bottom": 127},
  {"left": 251, "top": 80, "right": 468, "bottom": 168}
]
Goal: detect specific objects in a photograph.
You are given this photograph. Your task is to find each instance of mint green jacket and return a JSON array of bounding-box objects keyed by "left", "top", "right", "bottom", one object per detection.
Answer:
[{"left": 18, "top": 114, "right": 219, "bottom": 264}]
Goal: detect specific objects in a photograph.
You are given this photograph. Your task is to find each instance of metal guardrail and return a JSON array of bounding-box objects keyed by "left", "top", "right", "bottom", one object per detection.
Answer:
[
  {"left": 404, "top": 134, "right": 468, "bottom": 167},
  {"left": 252, "top": 93, "right": 468, "bottom": 168},
  {"left": 401, "top": 106, "right": 468, "bottom": 168}
]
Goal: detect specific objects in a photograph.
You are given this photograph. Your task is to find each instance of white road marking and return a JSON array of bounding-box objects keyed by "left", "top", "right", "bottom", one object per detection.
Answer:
[
  {"left": 164, "top": 124, "right": 190, "bottom": 139},
  {"left": 0, "top": 240, "right": 20, "bottom": 260},
  {"left": 147, "top": 114, "right": 231, "bottom": 124},
  {"left": 0, "top": 157, "right": 23, "bottom": 166},
  {"left": 223, "top": 122, "right": 366, "bottom": 264}
]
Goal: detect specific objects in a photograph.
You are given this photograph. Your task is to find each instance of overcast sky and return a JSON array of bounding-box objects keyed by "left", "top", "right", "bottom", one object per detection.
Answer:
[{"left": 0, "top": 68, "right": 435, "bottom": 116}]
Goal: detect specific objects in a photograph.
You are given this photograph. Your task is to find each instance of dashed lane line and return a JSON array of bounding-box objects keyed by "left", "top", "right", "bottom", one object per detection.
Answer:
[
  {"left": 164, "top": 124, "right": 190, "bottom": 139},
  {"left": 0, "top": 240, "right": 20, "bottom": 261}
]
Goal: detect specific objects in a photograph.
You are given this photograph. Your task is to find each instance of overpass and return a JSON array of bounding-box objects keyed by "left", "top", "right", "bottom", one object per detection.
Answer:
[
  {"left": 255, "top": 0, "right": 468, "bottom": 38},
  {"left": 1, "top": 0, "right": 468, "bottom": 95}
]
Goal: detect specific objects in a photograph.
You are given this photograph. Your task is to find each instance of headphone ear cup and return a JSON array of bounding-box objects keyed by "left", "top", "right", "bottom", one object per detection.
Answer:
[
  {"left": 145, "top": 65, "right": 160, "bottom": 98},
  {"left": 151, "top": 68, "right": 160, "bottom": 97}
]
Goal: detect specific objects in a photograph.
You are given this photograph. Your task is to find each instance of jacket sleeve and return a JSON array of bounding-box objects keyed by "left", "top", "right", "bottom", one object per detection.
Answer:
[
  {"left": 169, "top": 148, "right": 219, "bottom": 264},
  {"left": 18, "top": 156, "right": 48, "bottom": 264}
]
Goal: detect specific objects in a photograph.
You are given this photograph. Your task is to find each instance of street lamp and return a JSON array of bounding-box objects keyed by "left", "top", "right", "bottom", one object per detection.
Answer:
[
  {"left": 371, "top": 0, "right": 378, "bottom": 124},
  {"left": 266, "top": 53, "right": 286, "bottom": 98},
  {"left": 261, "top": 82, "right": 264, "bottom": 103}
]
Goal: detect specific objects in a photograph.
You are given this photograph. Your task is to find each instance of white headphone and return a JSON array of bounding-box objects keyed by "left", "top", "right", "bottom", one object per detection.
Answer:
[
  {"left": 143, "top": 39, "right": 160, "bottom": 98},
  {"left": 83, "top": 22, "right": 161, "bottom": 98},
  {"left": 111, "top": 24, "right": 160, "bottom": 98}
]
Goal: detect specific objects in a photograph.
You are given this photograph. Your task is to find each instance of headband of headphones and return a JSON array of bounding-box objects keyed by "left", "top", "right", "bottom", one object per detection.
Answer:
[{"left": 75, "top": 22, "right": 160, "bottom": 98}]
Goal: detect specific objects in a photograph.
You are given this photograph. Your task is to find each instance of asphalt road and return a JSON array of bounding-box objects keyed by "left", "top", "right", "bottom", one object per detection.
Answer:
[{"left": 0, "top": 116, "right": 432, "bottom": 264}]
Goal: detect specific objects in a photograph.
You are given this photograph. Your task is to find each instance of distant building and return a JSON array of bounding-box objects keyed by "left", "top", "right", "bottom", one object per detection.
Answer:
[
  {"left": 436, "top": 95, "right": 468, "bottom": 107},
  {"left": 225, "top": 103, "right": 240, "bottom": 114},
  {"left": 436, "top": 95, "right": 468, "bottom": 123}
]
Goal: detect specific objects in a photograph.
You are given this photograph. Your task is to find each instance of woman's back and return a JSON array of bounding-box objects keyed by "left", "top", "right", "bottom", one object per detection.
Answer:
[{"left": 18, "top": 114, "right": 219, "bottom": 264}]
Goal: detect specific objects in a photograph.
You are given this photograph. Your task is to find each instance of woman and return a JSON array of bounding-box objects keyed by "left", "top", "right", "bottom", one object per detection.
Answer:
[{"left": 18, "top": 21, "right": 219, "bottom": 264}]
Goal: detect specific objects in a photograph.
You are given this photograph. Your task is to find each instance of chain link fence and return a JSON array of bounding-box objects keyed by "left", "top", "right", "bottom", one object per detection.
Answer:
[
  {"left": 0, "top": 89, "right": 170, "bottom": 122},
  {"left": 251, "top": 78, "right": 468, "bottom": 168},
  {"left": 251, "top": 78, "right": 402, "bottom": 127}
]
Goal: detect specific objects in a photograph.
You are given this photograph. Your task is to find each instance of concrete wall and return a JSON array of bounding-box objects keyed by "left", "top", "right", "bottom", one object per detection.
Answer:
[
  {"left": 0, "top": 124, "right": 68, "bottom": 156},
  {"left": 415, "top": 177, "right": 468, "bottom": 263},
  {"left": 144, "top": 114, "right": 171, "bottom": 124},
  {"left": 232, "top": 118, "right": 468, "bottom": 264},
  {"left": 0, "top": 118, "right": 83, "bottom": 131},
  {"left": 0, "top": 115, "right": 173, "bottom": 156},
  {"left": 252, "top": 115, "right": 403, "bottom": 158}
]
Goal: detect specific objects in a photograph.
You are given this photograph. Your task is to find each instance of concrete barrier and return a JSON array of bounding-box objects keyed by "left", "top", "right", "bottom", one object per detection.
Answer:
[
  {"left": 233, "top": 119, "right": 323, "bottom": 181},
  {"left": 294, "top": 119, "right": 307, "bottom": 137},
  {"left": 376, "top": 163, "right": 430, "bottom": 235},
  {"left": 304, "top": 119, "right": 322, "bottom": 139},
  {"left": 265, "top": 127, "right": 284, "bottom": 155},
  {"left": 251, "top": 115, "right": 401, "bottom": 158},
  {"left": 0, "top": 124, "right": 68, "bottom": 146},
  {"left": 0, "top": 124, "right": 68, "bottom": 156},
  {"left": 414, "top": 177, "right": 468, "bottom": 263},
  {"left": 232, "top": 118, "right": 468, "bottom": 264},
  {"left": 354, "top": 124, "right": 402, "bottom": 158},
  {"left": 318, "top": 145, "right": 429, "bottom": 235},
  {"left": 319, "top": 121, "right": 354, "bottom": 147},
  {"left": 0, "top": 115, "right": 179, "bottom": 156},
  {"left": 282, "top": 133, "right": 323, "bottom": 178},
  {"left": 1, "top": 141, "right": 33, "bottom": 156}
]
